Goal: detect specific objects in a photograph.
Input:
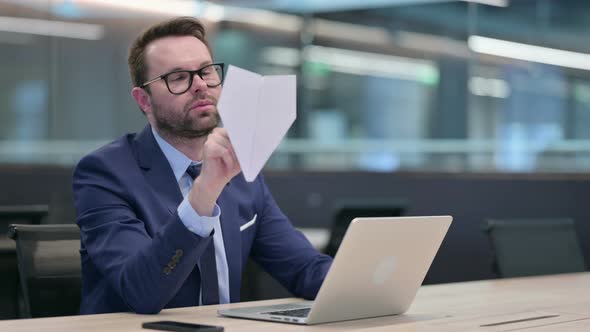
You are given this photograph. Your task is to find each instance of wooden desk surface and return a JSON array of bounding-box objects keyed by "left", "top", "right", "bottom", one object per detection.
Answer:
[{"left": 1, "top": 272, "right": 589, "bottom": 331}]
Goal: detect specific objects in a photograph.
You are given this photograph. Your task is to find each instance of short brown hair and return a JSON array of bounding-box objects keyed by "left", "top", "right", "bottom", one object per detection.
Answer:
[{"left": 128, "top": 17, "right": 210, "bottom": 89}]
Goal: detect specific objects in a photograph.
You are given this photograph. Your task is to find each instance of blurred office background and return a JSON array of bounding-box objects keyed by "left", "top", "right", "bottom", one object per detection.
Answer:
[
  {"left": 2, "top": 0, "right": 590, "bottom": 172},
  {"left": 1, "top": 0, "right": 589, "bottom": 319}
]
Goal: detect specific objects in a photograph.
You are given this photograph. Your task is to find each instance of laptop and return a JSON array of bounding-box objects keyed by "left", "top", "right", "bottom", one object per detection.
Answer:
[{"left": 218, "top": 215, "right": 452, "bottom": 325}]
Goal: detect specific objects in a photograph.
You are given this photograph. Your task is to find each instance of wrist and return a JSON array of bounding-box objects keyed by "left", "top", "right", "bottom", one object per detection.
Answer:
[{"left": 188, "top": 176, "right": 224, "bottom": 216}]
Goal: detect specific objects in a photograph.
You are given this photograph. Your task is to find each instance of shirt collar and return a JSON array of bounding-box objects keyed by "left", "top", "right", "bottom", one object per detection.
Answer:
[{"left": 151, "top": 127, "right": 201, "bottom": 182}]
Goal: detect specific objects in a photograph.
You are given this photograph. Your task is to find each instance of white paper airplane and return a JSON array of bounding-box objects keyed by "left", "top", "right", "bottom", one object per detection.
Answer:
[{"left": 217, "top": 65, "right": 296, "bottom": 182}]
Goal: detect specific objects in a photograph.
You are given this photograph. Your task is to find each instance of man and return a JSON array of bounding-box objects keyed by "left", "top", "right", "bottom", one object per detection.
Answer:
[{"left": 73, "top": 16, "right": 332, "bottom": 315}]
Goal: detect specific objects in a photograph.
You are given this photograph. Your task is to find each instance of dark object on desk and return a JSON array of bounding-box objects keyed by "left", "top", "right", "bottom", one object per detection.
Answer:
[
  {"left": 142, "top": 321, "right": 224, "bottom": 332},
  {"left": 483, "top": 218, "right": 587, "bottom": 278},
  {"left": 324, "top": 200, "right": 406, "bottom": 257},
  {"left": 7, "top": 223, "right": 81, "bottom": 318}
]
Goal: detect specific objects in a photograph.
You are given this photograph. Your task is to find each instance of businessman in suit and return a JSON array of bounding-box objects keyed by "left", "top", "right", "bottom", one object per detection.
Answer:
[{"left": 73, "top": 17, "right": 332, "bottom": 314}]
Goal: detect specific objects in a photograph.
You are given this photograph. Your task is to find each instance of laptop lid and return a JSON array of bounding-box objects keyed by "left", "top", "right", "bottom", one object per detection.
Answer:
[
  {"left": 218, "top": 215, "right": 452, "bottom": 325},
  {"left": 306, "top": 215, "right": 452, "bottom": 324}
]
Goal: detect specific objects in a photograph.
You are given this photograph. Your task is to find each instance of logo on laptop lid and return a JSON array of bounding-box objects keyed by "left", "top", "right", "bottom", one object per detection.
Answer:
[{"left": 373, "top": 256, "right": 396, "bottom": 285}]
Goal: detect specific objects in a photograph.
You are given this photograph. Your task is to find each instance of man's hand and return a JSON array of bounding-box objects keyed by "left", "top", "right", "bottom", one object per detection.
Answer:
[{"left": 188, "top": 128, "right": 241, "bottom": 216}]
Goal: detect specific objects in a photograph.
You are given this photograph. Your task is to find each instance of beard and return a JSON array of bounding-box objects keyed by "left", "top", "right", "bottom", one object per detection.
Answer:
[{"left": 151, "top": 97, "right": 221, "bottom": 139}]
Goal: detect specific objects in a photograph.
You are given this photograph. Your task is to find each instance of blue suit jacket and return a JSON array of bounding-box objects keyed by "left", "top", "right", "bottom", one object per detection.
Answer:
[{"left": 73, "top": 125, "right": 332, "bottom": 314}]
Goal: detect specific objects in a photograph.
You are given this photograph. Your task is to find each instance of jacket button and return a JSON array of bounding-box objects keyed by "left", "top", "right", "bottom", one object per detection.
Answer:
[
  {"left": 163, "top": 267, "right": 171, "bottom": 275},
  {"left": 168, "top": 262, "right": 176, "bottom": 269},
  {"left": 172, "top": 255, "right": 180, "bottom": 263},
  {"left": 176, "top": 249, "right": 183, "bottom": 257}
]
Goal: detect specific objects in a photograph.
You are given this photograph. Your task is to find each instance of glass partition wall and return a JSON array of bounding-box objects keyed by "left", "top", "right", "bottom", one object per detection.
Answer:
[{"left": 1, "top": 0, "right": 589, "bottom": 173}]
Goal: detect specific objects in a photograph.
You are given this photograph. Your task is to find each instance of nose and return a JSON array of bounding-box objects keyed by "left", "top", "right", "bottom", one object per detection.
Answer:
[{"left": 190, "top": 73, "right": 208, "bottom": 93}]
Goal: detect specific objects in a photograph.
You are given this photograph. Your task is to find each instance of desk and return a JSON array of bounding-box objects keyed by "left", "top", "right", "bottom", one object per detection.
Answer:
[{"left": 0, "top": 272, "right": 589, "bottom": 331}]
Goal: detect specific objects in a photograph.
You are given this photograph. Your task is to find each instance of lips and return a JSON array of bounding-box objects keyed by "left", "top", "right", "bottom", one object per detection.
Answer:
[{"left": 189, "top": 100, "right": 215, "bottom": 112}]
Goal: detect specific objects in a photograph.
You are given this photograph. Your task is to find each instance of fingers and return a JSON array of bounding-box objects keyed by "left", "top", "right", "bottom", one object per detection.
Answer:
[
  {"left": 207, "top": 130, "right": 232, "bottom": 153},
  {"left": 217, "top": 129, "right": 240, "bottom": 170},
  {"left": 207, "top": 128, "right": 239, "bottom": 165},
  {"left": 205, "top": 143, "right": 235, "bottom": 167},
  {"left": 203, "top": 128, "right": 240, "bottom": 175},
  {"left": 194, "top": 129, "right": 241, "bottom": 198},
  {"left": 221, "top": 152, "right": 235, "bottom": 172}
]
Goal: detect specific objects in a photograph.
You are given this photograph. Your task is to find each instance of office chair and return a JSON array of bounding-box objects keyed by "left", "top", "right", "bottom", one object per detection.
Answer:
[
  {"left": 324, "top": 199, "right": 406, "bottom": 257},
  {"left": 0, "top": 204, "right": 49, "bottom": 234},
  {"left": 483, "top": 218, "right": 587, "bottom": 278},
  {"left": 7, "top": 224, "right": 81, "bottom": 318},
  {"left": 0, "top": 204, "right": 49, "bottom": 319}
]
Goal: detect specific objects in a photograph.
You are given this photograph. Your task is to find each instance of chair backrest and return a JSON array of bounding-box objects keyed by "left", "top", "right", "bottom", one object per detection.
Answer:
[
  {"left": 324, "top": 200, "right": 406, "bottom": 257},
  {"left": 0, "top": 205, "right": 49, "bottom": 234},
  {"left": 483, "top": 218, "right": 587, "bottom": 278},
  {"left": 7, "top": 224, "right": 81, "bottom": 318}
]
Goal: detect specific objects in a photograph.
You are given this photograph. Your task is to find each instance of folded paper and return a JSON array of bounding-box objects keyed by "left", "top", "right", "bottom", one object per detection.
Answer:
[{"left": 217, "top": 65, "right": 296, "bottom": 182}]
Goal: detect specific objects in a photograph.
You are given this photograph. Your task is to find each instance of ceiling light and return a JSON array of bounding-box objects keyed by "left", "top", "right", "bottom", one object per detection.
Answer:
[
  {"left": 468, "top": 35, "right": 590, "bottom": 71},
  {"left": 0, "top": 16, "right": 103, "bottom": 40}
]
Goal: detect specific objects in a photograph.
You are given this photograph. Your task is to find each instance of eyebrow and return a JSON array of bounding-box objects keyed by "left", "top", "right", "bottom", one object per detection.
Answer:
[{"left": 164, "top": 61, "right": 214, "bottom": 74}]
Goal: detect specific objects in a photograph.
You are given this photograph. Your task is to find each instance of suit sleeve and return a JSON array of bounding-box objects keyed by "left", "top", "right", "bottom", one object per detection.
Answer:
[
  {"left": 73, "top": 154, "right": 209, "bottom": 314},
  {"left": 250, "top": 175, "right": 332, "bottom": 299}
]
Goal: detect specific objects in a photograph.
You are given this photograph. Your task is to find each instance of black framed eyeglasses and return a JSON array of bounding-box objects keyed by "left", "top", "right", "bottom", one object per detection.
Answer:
[{"left": 140, "top": 62, "right": 225, "bottom": 95}]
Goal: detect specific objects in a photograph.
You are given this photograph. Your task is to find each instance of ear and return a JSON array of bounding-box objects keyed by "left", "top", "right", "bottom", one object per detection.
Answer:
[{"left": 131, "top": 87, "right": 152, "bottom": 115}]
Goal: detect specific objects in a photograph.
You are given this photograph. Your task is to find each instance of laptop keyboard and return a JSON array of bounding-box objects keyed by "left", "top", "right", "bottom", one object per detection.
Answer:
[{"left": 263, "top": 307, "right": 311, "bottom": 318}]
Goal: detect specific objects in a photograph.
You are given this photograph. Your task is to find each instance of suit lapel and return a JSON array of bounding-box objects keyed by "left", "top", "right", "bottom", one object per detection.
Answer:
[
  {"left": 134, "top": 125, "right": 183, "bottom": 215},
  {"left": 217, "top": 186, "right": 242, "bottom": 303},
  {"left": 135, "top": 124, "right": 243, "bottom": 302}
]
